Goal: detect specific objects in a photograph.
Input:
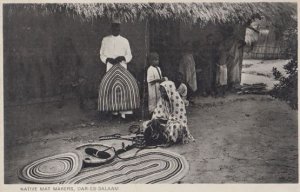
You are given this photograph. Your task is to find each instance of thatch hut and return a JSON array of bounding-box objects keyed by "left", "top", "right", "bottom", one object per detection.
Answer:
[
  {"left": 4, "top": 3, "right": 296, "bottom": 106},
  {"left": 243, "top": 15, "right": 297, "bottom": 59}
]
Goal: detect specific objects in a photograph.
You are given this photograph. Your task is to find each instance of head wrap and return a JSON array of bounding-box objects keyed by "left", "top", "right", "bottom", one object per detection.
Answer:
[{"left": 150, "top": 80, "right": 194, "bottom": 143}]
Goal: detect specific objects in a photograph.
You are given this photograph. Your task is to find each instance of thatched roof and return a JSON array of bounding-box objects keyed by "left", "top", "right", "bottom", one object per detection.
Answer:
[{"left": 5, "top": 2, "right": 297, "bottom": 25}]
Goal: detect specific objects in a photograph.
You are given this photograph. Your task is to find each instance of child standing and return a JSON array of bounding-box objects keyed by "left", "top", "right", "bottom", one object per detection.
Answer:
[{"left": 147, "top": 52, "right": 167, "bottom": 114}]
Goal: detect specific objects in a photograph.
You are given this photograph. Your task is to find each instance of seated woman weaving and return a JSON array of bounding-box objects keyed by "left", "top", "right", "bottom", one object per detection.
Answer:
[{"left": 143, "top": 81, "right": 194, "bottom": 145}]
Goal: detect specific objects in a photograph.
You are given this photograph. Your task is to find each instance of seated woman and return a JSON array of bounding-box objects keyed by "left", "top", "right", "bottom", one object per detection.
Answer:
[{"left": 142, "top": 81, "right": 194, "bottom": 145}]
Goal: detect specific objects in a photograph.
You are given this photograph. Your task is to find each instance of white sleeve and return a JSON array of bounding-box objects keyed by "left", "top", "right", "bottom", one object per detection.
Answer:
[
  {"left": 99, "top": 38, "right": 107, "bottom": 64},
  {"left": 181, "top": 84, "right": 188, "bottom": 97},
  {"left": 147, "top": 67, "right": 156, "bottom": 83},
  {"left": 124, "top": 39, "right": 132, "bottom": 63}
]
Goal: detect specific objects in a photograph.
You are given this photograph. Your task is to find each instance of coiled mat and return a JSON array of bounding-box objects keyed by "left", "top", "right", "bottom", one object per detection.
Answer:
[
  {"left": 18, "top": 152, "right": 82, "bottom": 184},
  {"left": 64, "top": 148, "right": 189, "bottom": 184},
  {"left": 98, "top": 64, "right": 140, "bottom": 112}
]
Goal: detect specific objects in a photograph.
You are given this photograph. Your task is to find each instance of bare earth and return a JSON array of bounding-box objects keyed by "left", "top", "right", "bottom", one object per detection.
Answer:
[
  {"left": 4, "top": 60, "right": 298, "bottom": 183},
  {"left": 4, "top": 94, "right": 298, "bottom": 183}
]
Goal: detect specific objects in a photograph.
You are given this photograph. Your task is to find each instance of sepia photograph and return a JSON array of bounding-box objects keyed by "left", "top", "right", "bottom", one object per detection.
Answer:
[{"left": 2, "top": 1, "right": 298, "bottom": 187}]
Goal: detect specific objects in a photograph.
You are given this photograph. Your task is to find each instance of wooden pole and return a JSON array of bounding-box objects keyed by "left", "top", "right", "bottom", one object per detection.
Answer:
[{"left": 141, "top": 18, "right": 148, "bottom": 120}]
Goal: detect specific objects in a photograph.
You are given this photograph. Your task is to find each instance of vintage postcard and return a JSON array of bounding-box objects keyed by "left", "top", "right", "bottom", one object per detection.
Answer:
[{"left": 1, "top": 0, "right": 298, "bottom": 191}]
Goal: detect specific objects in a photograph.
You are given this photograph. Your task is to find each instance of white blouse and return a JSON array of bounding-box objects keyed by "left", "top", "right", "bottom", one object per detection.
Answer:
[{"left": 100, "top": 35, "right": 132, "bottom": 71}]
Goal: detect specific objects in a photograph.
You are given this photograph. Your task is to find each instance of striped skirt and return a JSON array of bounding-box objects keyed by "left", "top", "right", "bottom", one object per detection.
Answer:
[{"left": 98, "top": 64, "right": 140, "bottom": 112}]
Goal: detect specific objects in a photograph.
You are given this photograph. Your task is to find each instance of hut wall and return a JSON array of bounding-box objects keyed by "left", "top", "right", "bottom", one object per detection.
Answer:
[
  {"left": 179, "top": 23, "right": 224, "bottom": 46},
  {"left": 4, "top": 6, "right": 148, "bottom": 106},
  {"left": 4, "top": 6, "right": 149, "bottom": 141}
]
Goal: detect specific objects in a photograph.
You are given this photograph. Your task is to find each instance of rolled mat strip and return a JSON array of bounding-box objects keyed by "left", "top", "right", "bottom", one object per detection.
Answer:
[{"left": 64, "top": 148, "right": 189, "bottom": 184}]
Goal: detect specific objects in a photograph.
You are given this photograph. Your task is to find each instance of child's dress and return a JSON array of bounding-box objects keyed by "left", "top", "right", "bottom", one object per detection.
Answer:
[
  {"left": 147, "top": 66, "right": 163, "bottom": 113},
  {"left": 177, "top": 83, "right": 189, "bottom": 106}
]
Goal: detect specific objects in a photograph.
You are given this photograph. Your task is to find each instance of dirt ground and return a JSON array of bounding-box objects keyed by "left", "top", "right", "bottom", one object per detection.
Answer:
[
  {"left": 241, "top": 59, "right": 288, "bottom": 89},
  {"left": 4, "top": 60, "right": 298, "bottom": 183}
]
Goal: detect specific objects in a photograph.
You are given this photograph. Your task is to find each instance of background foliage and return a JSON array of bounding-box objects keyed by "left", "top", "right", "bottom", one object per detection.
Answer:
[{"left": 271, "top": 19, "right": 297, "bottom": 109}]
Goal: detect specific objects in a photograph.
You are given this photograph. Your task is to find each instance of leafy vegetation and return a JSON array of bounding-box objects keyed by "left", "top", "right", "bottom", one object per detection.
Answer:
[{"left": 271, "top": 20, "right": 297, "bottom": 109}]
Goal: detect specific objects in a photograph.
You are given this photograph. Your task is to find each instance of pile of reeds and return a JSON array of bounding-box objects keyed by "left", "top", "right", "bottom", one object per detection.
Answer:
[{"left": 237, "top": 83, "right": 269, "bottom": 95}]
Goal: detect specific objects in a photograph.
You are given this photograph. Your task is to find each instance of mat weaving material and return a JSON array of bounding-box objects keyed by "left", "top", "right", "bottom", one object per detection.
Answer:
[
  {"left": 98, "top": 64, "right": 140, "bottom": 111},
  {"left": 18, "top": 152, "right": 82, "bottom": 184},
  {"left": 76, "top": 143, "right": 116, "bottom": 165},
  {"left": 64, "top": 149, "right": 189, "bottom": 184}
]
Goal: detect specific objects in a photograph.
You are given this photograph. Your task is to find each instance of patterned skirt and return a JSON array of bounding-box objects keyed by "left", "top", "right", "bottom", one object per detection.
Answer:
[{"left": 98, "top": 64, "right": 140, "bottom": 112}]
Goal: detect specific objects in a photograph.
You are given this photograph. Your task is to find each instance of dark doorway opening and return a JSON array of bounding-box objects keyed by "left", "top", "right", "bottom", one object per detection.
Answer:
[{"left": 149, "top": 19, "right": 181, "bottom": 81}]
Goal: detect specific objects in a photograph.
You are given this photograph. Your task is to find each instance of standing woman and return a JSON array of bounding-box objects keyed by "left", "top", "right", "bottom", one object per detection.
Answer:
[
  {"left": 178, "top": 41, "right": 197, "bottom": 93},
  {"left": 221, "top": 25, "right": 246, "bottom": 90}
]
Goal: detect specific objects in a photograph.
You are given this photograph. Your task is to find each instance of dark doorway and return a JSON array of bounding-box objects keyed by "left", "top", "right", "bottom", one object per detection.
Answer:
[{"left": 149, "top": 19, "right": 181, "bottom": 81}]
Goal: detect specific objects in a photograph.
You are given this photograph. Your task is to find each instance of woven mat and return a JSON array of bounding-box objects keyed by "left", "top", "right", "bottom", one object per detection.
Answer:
[
  {"left": 18, "top": 152, "right": 82, "bottom": 184},
  {"left": 64, "top": 148, "right": 189, "bottom": 184},
  {"left": 98, "top": 64, "right": 140, "bottom": 111}
]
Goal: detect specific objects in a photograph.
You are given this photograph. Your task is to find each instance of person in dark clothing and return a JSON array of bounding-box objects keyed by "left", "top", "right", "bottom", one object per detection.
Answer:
[{"left": 195, "top": 34, "right": 219, "bottom": 96}]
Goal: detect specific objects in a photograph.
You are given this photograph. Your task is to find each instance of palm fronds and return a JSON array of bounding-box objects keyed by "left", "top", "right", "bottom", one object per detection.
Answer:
[{"left": 4, "top": 2, "right": 297, "bottom": 25}]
